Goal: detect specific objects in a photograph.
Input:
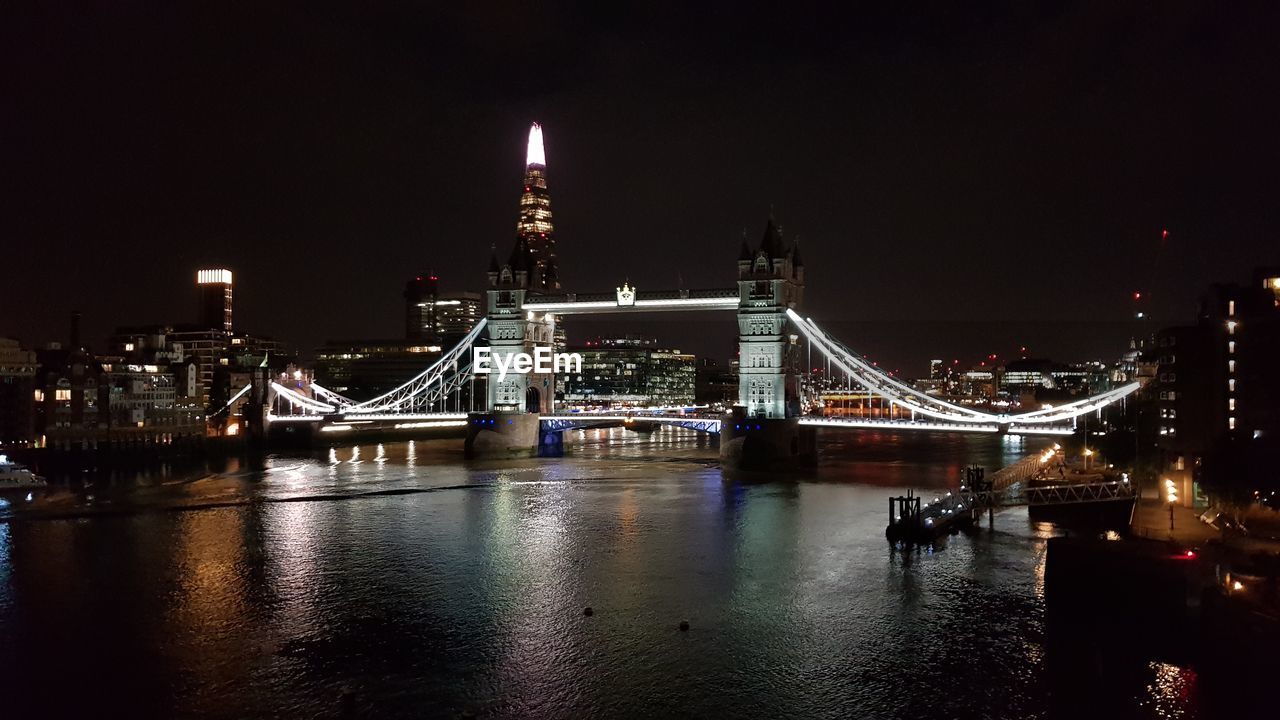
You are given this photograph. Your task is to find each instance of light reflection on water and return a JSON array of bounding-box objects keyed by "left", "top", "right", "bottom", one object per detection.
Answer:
[{"left": 0, "top": 428, "right": 1212, "bottom": 718}]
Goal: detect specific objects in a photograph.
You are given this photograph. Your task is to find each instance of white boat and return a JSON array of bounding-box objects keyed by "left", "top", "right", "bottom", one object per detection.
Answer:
[{"left": 0, "top": 454, "right": 46, "bottom": 489}]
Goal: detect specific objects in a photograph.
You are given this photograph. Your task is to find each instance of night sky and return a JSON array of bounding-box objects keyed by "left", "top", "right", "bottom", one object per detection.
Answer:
[{"left": 5, "top": 2, "right": 1278, "bottom": 375}]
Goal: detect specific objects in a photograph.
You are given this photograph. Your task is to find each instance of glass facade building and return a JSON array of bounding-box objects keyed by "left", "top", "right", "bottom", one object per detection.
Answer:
[
  {"left": 518, "top": 123, "right": 558, "bottom": 290},
  {"left": 404, "top": 275, "right": 483, "bottom": 344},
  {"left": 562, "top": 337, "right": 695, "bottom": 407}
]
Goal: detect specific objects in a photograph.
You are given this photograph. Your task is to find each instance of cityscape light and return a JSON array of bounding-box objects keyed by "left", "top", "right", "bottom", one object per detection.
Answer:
[{"left": 526, "top": 122, "right": 545, "bottom": 166}]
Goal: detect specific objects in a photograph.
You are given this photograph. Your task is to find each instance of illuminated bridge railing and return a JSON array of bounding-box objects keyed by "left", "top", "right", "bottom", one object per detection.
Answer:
[
  {"left": 538, "top": 414, "right": 1075, "bottom": 437},
  {"left": 796, "top": 417, "right": 1075, "bottom": 435},
  {"left": 540, "top": 414, "right": 723, "bottom": 434}
]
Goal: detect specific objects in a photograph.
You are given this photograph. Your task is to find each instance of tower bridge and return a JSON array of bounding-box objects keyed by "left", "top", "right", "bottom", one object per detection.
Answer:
[
  {"left": 250, "top": 216, "right": 1134, "bottom": 470},
  {"left": 238, "top": 123, "right": 1141, "bottom": 469}
]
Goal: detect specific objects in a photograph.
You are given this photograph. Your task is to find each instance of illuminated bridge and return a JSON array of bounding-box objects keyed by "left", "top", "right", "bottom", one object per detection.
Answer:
[
  {"left": 243, "top": 309, "right": 1136, "bottom": 444},
  {"left": 224, "top": 218, "right": 1140, "bottom": 468}
]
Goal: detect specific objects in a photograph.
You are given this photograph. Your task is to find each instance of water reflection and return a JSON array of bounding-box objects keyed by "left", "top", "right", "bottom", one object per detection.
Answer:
[
  {"left": 1140, "top": 661, "right": 1200, "bottom": 719},
  {"left": 0, "top": 430, "right": 1222, "bottom": 718}
]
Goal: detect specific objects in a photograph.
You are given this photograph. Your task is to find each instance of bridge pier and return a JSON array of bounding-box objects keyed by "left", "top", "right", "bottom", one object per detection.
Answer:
[
  {"left": 719, "top": 409, "right": 816, "bottom": 471},
  {"left": 465, "top": 412, "right": 542, "bottom": 459},
  {"left": 538, "top": 427, "right": 564, "bottom": 457}
]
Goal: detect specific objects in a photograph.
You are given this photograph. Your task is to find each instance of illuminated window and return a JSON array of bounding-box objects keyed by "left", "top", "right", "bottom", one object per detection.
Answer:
[
  {"left": 55, "top": 388, "right": 71, "bottom": 401},
  {"left": 1229, "top": 360, "right": 1236, "bottom": 373},
  {"left": 1227, "top": 321, "right": 1237, "bottom": 335},
  {"left": 33, "top": 389, "right": 44, "bottom": 402},
  {"left": 1176, "top": 456, "right": 1185, "bottom": 471},
  {"left": 1229, "top": 341, "right": 1235, "bottom": 354},
  {"left": 1229, "top": 416, "right": 1236, "bottom": 430},
  {"left": 1229, "top": 379, "right": 1236, "bottom": 392},
  {"left": 1229, "top": 398, "right": 1236, "bottom": 411},
  {"left": 1228, "top": 300, "right": 1236, "bottom": 316}
]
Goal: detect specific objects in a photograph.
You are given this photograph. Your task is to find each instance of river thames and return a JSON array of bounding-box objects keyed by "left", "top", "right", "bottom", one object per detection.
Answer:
[{"left": 0, "top": 429, "right": 1210, "bottom": 718}]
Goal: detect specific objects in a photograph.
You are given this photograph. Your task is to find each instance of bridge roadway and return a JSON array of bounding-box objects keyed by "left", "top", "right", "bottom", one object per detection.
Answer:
[
  {"left": 269, "top": 412, "right": 1076, "bottom": 437},
  {"left": 541, "top": 414, "right": 1074, "bottom": 436}
]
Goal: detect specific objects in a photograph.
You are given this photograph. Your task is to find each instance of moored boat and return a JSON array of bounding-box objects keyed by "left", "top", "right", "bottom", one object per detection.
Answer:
[{"left": 0, "top": 453, "right": 46, "bottom": 490}]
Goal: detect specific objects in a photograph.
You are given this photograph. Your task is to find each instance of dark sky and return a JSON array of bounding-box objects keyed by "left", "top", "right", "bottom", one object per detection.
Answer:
[{"left": 4, "top": 2, "right": 1278, "bottom": 375}]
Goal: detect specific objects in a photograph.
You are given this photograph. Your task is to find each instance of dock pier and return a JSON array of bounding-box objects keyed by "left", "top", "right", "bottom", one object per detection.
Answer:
[
  {"left": 886, "top": 466, "right": 995, "bottom": 543},
  {"left": 886, "top": 444, "right": 1139, "bottom": 545}
]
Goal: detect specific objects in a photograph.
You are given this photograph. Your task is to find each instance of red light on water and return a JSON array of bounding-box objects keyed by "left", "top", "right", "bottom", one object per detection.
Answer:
[
  {"left": 1133, "top": 291, "right": 1142, "bottom": 301},
  {"left": 1185, "top": 549, "right": 1196, "bottom": 558},
  {"left": 1162, "top": 229, "right": 1169, "bottom": 239}
]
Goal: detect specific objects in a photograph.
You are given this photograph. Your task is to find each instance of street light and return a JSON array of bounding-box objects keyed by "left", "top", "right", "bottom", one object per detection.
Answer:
[
  {"left": 1164, "top": 478, "right": 1178, "bottom": 530},
  {"left": 1083, "top": 447, "right": 1094, "bottom": 471}
]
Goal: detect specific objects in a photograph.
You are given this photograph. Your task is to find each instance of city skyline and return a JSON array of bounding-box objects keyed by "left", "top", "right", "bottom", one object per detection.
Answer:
[
  {"left": 5, "top": 3, "right": 1279, "bottom": 370},
  {"left": 4, "top": 7, "right": 1279, "bottom": 718}
]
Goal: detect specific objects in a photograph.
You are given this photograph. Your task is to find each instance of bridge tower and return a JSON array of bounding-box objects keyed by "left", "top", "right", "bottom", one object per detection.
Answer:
[
  {"left": 483, "top": 239, "right": 556, "bottom": 414},
  {"left": 721, "top": 218, "right": 815, "bottom": 469},
  {"left": 736, "top": 218, "right": 804, "bottom": 417},
  {"left": 465, "top": 236, "right": 558, "bottom": 457}
]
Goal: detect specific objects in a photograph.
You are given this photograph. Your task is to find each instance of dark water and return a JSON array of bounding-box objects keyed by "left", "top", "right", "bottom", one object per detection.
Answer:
[{"left": 0, "top": 429, "right": 1208, "bottom": 718}]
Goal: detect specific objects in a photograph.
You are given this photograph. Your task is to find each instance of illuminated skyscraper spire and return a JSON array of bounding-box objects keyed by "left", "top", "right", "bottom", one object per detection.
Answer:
[
  {"left": 517, "top": 121, "right": 557, "bottom": 290},
  {"left": 526, "top": 122, "right": 546, "bottom": 166}
]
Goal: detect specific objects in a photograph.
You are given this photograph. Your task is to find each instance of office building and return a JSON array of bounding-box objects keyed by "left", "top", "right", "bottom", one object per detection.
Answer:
[
  {"left": 404, "top": 275, "right": 483, "bottom": 344},
  {"left": 1156, "top": 266, "right": 1280, "bottom": 506},
  {"left": 562, "top": 336, "right": 695, "bottom": 407},
  {"left": 314, "top": 339, "right": 443, "bottom": 400}
]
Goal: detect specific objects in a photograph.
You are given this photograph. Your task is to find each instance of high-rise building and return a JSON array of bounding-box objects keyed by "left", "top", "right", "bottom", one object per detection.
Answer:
[
  {"left": 404, "top": 275, "right": 438, "bottom": 340},
  {"left": 197, "top": 269, "right": 234, "bottom": 332},
  {"left": 1155, "top": 266, "right": 1280, "bottom": 506},
  {"left": 404, "top": 274, "right": 483, "bottom": 344},
  {"left": 517, "top": 123, "right": 559, "bottom": 291}
]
